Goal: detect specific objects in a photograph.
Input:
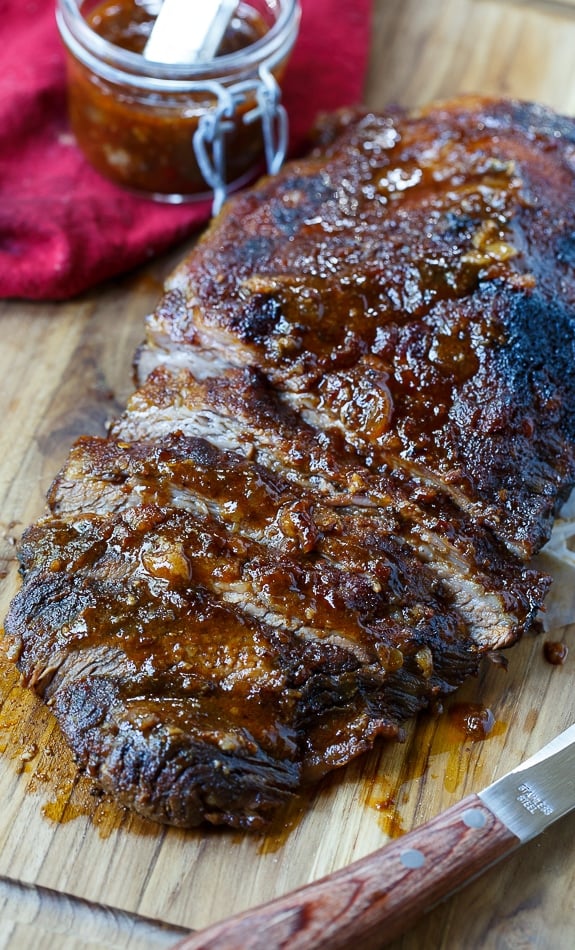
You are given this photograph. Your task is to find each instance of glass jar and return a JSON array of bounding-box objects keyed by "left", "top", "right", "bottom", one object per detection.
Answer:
[{"left": 56, "top": 0, "right": 301, "bottom": 210}]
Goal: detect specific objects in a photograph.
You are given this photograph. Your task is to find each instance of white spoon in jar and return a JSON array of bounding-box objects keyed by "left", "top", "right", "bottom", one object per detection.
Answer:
[{"left": 143, "top": 0, "right": 237, "bottom": 64}]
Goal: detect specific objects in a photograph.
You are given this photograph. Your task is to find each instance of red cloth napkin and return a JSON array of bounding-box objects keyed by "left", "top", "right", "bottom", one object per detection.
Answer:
[{"left": 0, "top": 0, "right": 373, "bottom": 300}]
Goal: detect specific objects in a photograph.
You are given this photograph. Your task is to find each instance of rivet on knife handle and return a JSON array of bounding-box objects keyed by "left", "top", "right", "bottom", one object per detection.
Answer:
[{"left": 170, "top": 794, "right": 519, "bottom": 950}]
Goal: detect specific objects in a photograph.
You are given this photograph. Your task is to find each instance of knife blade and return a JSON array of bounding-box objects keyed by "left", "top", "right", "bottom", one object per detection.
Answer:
[
  {"left": 478, "top": 721, "right": 575, "bottom": 842},
  {"left": 171, "top": 723, "right": 575, "bottom": 950}
]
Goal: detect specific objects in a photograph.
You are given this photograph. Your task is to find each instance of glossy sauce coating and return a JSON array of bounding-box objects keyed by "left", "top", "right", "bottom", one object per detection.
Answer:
[{"left": 159, "top": 98, "right": 575, "bottom": 557}]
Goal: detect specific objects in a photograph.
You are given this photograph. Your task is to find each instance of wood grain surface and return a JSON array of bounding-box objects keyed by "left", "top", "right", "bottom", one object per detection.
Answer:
[
  {"left": 171, "top": 796, "right": 521, "bottom": 950},
  {"left": 1, "top": 1, "right": 575, "bottom": 947}
]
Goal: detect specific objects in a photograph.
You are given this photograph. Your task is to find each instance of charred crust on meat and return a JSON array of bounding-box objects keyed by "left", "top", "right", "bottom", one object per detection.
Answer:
[{"left": 230, "top": 294, "right": 285, "bottom": 343}]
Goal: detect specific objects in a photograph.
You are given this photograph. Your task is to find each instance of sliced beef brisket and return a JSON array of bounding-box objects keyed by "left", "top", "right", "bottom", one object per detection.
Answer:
[{"left": 5, "top": 96, "right": 574, "bottom": 829}]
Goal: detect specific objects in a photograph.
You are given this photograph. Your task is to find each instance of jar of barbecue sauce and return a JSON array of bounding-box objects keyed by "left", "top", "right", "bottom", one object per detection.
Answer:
[{"left": 56, "top": 0, "right": 301, "bottom": 210}]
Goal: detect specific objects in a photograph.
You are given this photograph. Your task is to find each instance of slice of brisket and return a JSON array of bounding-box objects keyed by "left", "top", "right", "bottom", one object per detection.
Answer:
[{"left": 4, "top": 96, "right": 575, "bottom": 829}]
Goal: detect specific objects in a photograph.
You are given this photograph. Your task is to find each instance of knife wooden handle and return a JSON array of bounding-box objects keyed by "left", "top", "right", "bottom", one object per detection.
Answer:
[{"left": 172, "top": 794, "right": 520, "bottom": 950}]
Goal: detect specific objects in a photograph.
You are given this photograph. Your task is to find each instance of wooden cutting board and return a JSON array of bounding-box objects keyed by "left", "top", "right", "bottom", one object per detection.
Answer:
[{"left": 1, "top": 1, "right": 575, "bottom": 947}]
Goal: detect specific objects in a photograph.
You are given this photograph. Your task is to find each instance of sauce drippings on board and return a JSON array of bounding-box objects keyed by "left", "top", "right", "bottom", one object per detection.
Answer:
[
  {"left": 543, "top": 641, "right": 569, "bottom": 665},
  {"left": 447, "top": 702, "right": 496, "bottom": 741}
]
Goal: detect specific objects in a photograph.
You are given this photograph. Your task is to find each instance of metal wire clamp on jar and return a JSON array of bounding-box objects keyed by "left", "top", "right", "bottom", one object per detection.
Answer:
[{"left": 56, "top": 0, "right": 301, "bottom": 212}]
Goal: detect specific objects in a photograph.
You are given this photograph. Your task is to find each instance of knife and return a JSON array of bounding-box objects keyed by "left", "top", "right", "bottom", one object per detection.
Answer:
[{"left": 171, "top": 723, "right": 575, "bottom": 950}]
